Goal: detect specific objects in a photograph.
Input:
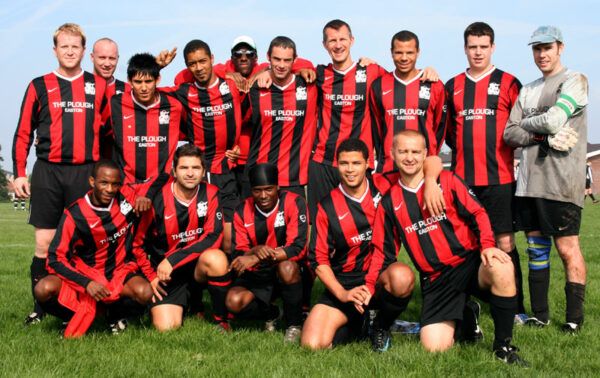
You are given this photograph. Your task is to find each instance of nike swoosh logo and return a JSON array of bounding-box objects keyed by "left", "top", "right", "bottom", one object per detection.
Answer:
[
  {"left": 558, "top": 226, "right": 568, "bottom": 231},
  {"left": 394, "top": 202, "right": 403, "bottom": 211},
  {"left": 188, "top": 93, "right": 198, "bottom": 97},
  {"left": 90, "top": 221, "right": 100, "bottom": 228},
  {"left": 383, "top": 90, "right": 392, "bottom": 95},
  {"left": 454, "top": 89, "right": 463, "bottom": 96},
  {"left": 165, "top": 214, "right": 175, "bottom": 220},
  {"left": 260, "top": 93, "right": 269, "bottom": 97},
  {"left": 48, "top": 87, "right": 58, "bottom": 93},
  {"left": 123, "top": 115, "right": 134, "bottom": 119},
  {"left": 338, "top": 212, "right": 349, "bottom": 220},
  {"left": 324, "top": 76, "right": 333, "bottom": 81},
  {"left": 244, "top": 223, "right": 254, "bottom": 227}
]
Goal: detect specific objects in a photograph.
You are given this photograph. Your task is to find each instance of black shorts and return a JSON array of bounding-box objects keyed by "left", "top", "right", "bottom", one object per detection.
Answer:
[
  {"left": 232, "top": 269, "right": 277, "bottom": 304},
  {"left": 149, "top": 261, "right": 196, "bottom": 309},
  {"left": 316, "top": 289, "right": 366, "bottom": 330},
  {"left": 29, "top": 160, "right": 95, "bottom": 229},
  {"left": 233, "top": 164, "right": 251, "bottom": 201},
  {"left": 471, "top": 183, "right": 515, "bottom": 234},
  {"left": 205, "top": 170, "right": 239, "bottom": 223},
  {"left": 307, "top": 160, "right": 340, "bottom": 224},
  {"left": 514, "top": 197, "right": 581, "bottom": 236},
  {"left": 420, "top": 254, "right": 489, "bottom": 327}
]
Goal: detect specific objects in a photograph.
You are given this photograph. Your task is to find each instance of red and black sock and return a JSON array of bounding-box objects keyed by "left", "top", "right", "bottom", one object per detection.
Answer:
[{"left": 207, "top": 273, "right": 232, "bottom": 324}]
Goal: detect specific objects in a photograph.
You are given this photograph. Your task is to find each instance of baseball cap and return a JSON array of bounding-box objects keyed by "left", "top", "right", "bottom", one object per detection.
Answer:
[
  {"left": 528, "top": 25, "right": 563, "bottom": 45},
  {"left": 232, "top": 35, "right": 256, "bottom": 51}
]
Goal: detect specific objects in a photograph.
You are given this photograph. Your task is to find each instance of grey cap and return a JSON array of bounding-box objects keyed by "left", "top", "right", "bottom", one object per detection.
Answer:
[
  {"left": 528, "top": 25, "right": 563, "bottom": 45},
  {"left": 231, "top": 35, "right": 257, "bottom": 51}
]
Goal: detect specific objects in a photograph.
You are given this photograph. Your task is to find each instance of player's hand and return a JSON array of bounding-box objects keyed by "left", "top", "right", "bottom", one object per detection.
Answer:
[
  {"left": 156, "top": 47, "right": 177, "bottom": 68},
  {"left": 226, "top": 72, "right": 247, "bottom": 93},
  {"left": 225, "top": 145, "right": 241, "bottom": 162},
  {"left": 481, "top": 247, "right": 511, "bottom": 267},
  {"left": 297, "top": 68, "right": 316, "bottom": 84},
  {"left": 358, "top": 57, "right": 377, "bottom": 67},
  {"left": 157, "top": 259, "right": 173, "bottom": 282},
  {"left": 12, "top": 176, "right": 30, "bottom": 198},
  {"left": 150, "top": 277, "right": 168, "bottom": 303},
  {"left": 340, "top": 286, "right": 371, "bottom": 314},
  {"left": 256, "top": 70, "right": 272, "bottom": 89},
  {"left": 134, "top": 196, "right": 152, "bottom": 216},
  {"left": 253, "top": 245, "right": 276, "bottom": 261},
  {"left": 421, "top": 66, "right": 439, "bottom": 82},
  {"left": 230, "top": 255, "right": 259, "bottom": 274},
  {"left": 548, "top": 126, "right": 578, "bottom": 151},
  {"left": 86, "top": 280, "right": 111, "bottom": 301},
  {"left": 423, "top": 177, "right": 445, "bottom": 217}
]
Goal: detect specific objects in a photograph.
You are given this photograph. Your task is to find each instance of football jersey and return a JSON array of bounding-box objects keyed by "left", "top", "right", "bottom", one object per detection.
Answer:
[{"left": 105, "top": 78, "right": 131, "bottom": 99}]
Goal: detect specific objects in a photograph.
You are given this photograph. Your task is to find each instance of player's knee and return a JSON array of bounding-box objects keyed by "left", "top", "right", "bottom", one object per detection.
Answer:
[
  {"left": 301, "top": 334, "right": 328, "bottom": 350},
  {"left": 198, "top": 249, "right": 229, "bottom": 277},
  {"left": 382, "top": 263, "right": 415, "bottom": 297},
  {"left": 526, "top": 236, "right": 551, "bottom": 270},
  {"left": 134, "top": 282, "right": 153, "bottom": 305},
  {"left": 277, "top": 260, "right": 300, "bottom": 284},
  {"left": 34, "top": 275, "right": 60, "bottom": 302},
  {"left": 421, "top": 337, "right": 453, "bottom": 352},
  {"left": 225, "top": 290, "right": 244, "bottom": 313},
  {"left": 153, "top": 317, "right": 182, "bottom": 332}
]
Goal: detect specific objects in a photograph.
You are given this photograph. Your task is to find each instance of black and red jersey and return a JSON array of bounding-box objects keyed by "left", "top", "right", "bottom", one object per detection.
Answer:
[
  {"left": 231, "top": 191, "right": 308, "bottom": 273},
  {"left": 12, "top": 71, "right": 109, "bottom": 177},
  {"left": 445, "top": 67, "right": 521, "bottom": 186},
  {"left": 246, "top": 75, "right": 318, "bottom": 186},
  {"left": 46, "top": 176, "right": 167, "bottom": 289},
  {"left": 105, "top": 78, "right": 131, "bottom": 99},
  {"left": 308, "top": 177, "right": 386, "bottom": 284},
  {"left": 105, "top": 92, "right": 187, "bottom": 184},
  {"left": 365, "top": 171, "right": 496, "bottom": 294},
  {"left": 134, "top": 177, "right": 224, "bottom": 277},
  {"left": 370, "top": 70, "right": 447, "bottom": 173},
  {"left": 162, "top": 78, "right": 241, "bottom": 174},
  {"left": 311, "top": 63, "right": 387, "bottom": 169}
]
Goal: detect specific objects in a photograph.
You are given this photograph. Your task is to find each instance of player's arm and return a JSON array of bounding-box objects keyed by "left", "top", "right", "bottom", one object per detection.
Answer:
[
  {"left": 224, "top": 81, "right": 242, "bottom": 163},
  {"left": 123, "top": 173, "right": 171, "bottom": 215},
  {"left": 432, "top": 83, "right": 448, "bottom": 153},
  {"left": 12, "top": 81, "right": 40, "bottom": 197},
  {"left": 230, "top": 206, "right": 261, "bottom": 274},
  {"left": 277, "top": 195, "right": 309, "bottom": 262},
  {"left": 368, "top": 81, "right": 384, "bottom": 161},
  {"left": 443, "top": 83, "right": 457, "bottom": 151},
  {"left": 421, "top": 66, "right": 440, "bottom": 82},
  {"left": 423, "top": 156, "right": 446, "bottom": 216},
  {"left": 503, "top": 94, "right": 532, "bottom": 147}
]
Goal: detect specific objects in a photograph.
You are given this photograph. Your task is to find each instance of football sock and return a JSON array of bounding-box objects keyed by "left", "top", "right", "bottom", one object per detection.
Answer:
[
  {"left": 207, "top": 273, "right": 232, "bottom": 323},
  {"left": 508, "top": 247, "right": 525, "bottom": 314},
  {"left": 40, "top": 297, "right": 74, "bottom": 322},
  {"left": 107, "top": 297, "right": 144, "bottom": 323},
  {"left": 280, "top": 281, "right": 303, "bottom": 327},
  {"left": 31, "top": 256, "right": 49, "bottom": 315},
  {"left": 490, "top": 294, "right": 517, "bottom": 350},
  {"left": 300, "top": 266, "right": 314, "bottom": 313},
  {"left": 188, "top": 280, "right": 205, "bottom": 315},
  {"left": 332, "top": 325, "right": 352, "bottom": 347},
  {"left": 565, "top": 282, "right": 585, "bottom": 324},
  {"left": 236, "top": 300, "right": 264, "bottom": 320},
  {"left": 529, "top": 268, "right": 550, "bottom": 322},
  {"left": 375, "top": 288, "right": 411, "bottom": 330}
]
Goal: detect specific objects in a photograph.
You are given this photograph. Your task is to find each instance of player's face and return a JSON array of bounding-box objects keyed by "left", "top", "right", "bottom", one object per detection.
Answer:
[
  {"left": 174, "top": 156, "right": 205, "bottom": 191},
  {"left": 89, "top": 167, "right": 122, "bottom": 206},
  {"left": 391, "top": 135, "right": 427, "bottom": 177},
  {"left": 231, "top": 44, "right": 257, "bottom": 77},
  {"left": 54, "top": 32, "right": 85, "bottom": 71},
  {"left": 337, "top": 151, "right": 368, "bottom": 190},
  {"left": 185, "top": 49, "right": 214, "bottom": 86},
  {"left": 129, "top": 73, "right": 160, "bottom": 106},
  {"left": 91, "top": 40, "right": 119, "bottom": 80},
  {"left": 464, "top": 35, "right": 495, "bottom": 72},
  {"left": 323, "top": 26, "right": 354, "bottom": 66},
  {"left": 252, "top": 185, "right": 279, "bottom": 213},
  {"left": 532, "top": 42, "right": 564, "bottom": 77},
  {"left": 391, "top": 39, "right": 420, "bottom": 76},
  {"left": 268, "top": 46, "right": 295, "bottom": 84}
]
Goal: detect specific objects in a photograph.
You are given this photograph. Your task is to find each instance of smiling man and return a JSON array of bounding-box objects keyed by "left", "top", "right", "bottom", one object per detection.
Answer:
[{"left": 91, "top": 38, "right": 130, "bottom": 98}]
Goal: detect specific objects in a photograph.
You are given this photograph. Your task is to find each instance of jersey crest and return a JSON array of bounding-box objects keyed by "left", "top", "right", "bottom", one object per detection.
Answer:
[
  {"left": 159, "top": 110, "right": 170, "bottom": 125},
  {"left": 85, "top": 82, "right": 96, "bottom": 95},
  {"left": 197, "top": 200, "right": 208, "bottom": 218}
]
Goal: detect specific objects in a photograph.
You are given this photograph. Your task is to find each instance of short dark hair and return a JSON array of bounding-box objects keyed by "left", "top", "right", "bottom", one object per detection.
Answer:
[
  {"left": 92, "top": 159, "right": 120, "bottom": 178},
  {"left": 323, "top": 19, "right": 352, "bottom": 42},
  {"left": 392, "top": 129, "right": 426, "bottom": 149},
  {"left": 183, "top": 39, "right": 211, "bottom": 63},
  {"left": 464, "top": 22, "right": 495, "bottom": 45},
  {"left": 173, "top": 143, "right": 205, "bottom": 170},
  {"left": 127, "top": 53, "right": 160, "bottom": 80},
  {"left": 267, "top": 36, "right": 297, "bottom": 58},
  {"left": 336, "top": 138, "right": 369, "bottom": 161},
  {"left": 391, "top": 30, "right": 419, "bottom": 50}
]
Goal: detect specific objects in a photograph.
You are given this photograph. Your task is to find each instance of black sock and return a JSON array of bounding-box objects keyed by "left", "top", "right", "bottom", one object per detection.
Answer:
[
  {"left": 508, "top": 248, "right": 525, "bottom": 314},
  {"left": 107, "top": 297, "right": 144, "bottom": 323},
  {"left": 236, "top": 300, "right": 264, "bottom": 320},
  {"left": 490, "top": 294, "right": 517, "bottom": 350},
  {"left": 207, "top": 273, "right": 232, "bottom": 323},
  {"left": 31, "top": 256, "right": 49, "bottom": 315},
  {"left": 565, "top": 282, "right": 585, "bottom": 324},
  {"left": 529, "top": 267, "right": 550, "bottom": 322},
  {"left": 332, "top": 325, "right": 352, "bottom": 347},
  {"left": 375, "top": 289, "right": 411, "bottom": 330},
  {"left": 300, "top": 267, "right": 314, "bottom": 312},
  {"left": 188, "top": 280, "right": 205, "bottom": 315},
  {"left": 39, "top": 297, "right": 73, "bottom": 322},
  {"left": 280, "top": 281, "right": 303, "bottom": 327}
]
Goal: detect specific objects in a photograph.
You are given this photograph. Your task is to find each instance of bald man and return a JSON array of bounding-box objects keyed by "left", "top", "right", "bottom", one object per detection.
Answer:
[{"left": 91, "top": 38, "right": 130, "bottom": 97}]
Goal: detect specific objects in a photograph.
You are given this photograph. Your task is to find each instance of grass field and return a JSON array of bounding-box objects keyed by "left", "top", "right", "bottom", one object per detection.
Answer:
[{"left": 1, "top": 200, "right": 599, "bottom": 377}]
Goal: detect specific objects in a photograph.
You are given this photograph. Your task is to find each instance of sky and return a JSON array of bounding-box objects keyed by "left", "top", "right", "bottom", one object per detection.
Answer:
[{"left": 2, "top": 0, "right": 599, "bottom": 175}]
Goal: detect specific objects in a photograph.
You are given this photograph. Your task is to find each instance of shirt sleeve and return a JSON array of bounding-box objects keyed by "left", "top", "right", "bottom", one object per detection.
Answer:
[
  {"left": 281, "top": 195, "right": 309, "bottom": 261},
  {"left": 503, "top": 93, "right": 533, "bottom": 147},
  {"left": 308, "top": 203, "right": 334, "bottom": 271},
  {"left": 12, "top": 81, "right": 39, "bottom": 177},
  {"left": 231, "top": 204, "right": 251, "bottom": 258},
  {"left": 131, "top": 209, "right": 158, "bottom": 282}
]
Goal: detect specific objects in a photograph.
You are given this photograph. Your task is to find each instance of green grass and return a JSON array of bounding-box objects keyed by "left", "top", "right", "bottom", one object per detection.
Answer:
[{"left": 1, "top": 200, "right": 599, "bottom": 377}]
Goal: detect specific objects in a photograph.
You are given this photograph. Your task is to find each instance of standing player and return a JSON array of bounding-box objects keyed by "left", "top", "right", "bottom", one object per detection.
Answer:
[
  {"left": 504, "top": 26, "right": 588, "bottom": 333},
  {"left": 12, "top": 23, "right": 109, "bottom": 324},
  {"left": 134, "top": 144, "right": 230, "bottom": 331},
  {"left": 226, "top": 163, "right": 309, "bottom": 342},
  {"left": 366, "top": 130, "right": 529, "bottom": 366},
  {"left": 585, "top": 162, "right": 598, "bottom": 202},
  {"left": 245, "top": 36, "right": 318, "bottom": 197},
  {"left": 105, "top": 53, "right": 187, "bottom": 184},
  {"left": 91, "top": 38, "right": 130, "bottom": 98},
  {"left": 445, "top": 22, "right": 525, "bottom": 317},
  {"left": 34, "top": 160, "right": 163, "bottom": 337},
  {"left": 370, "top": 30, "right": 446, "bottom": 173},
  {"left": 302, "top": 138, "right": 415, "bottom": 350}
]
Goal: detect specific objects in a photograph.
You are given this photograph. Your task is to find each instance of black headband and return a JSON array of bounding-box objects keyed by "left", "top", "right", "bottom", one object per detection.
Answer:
[{"left": 249, "top": 163, "right": 278, "bottom": 187}]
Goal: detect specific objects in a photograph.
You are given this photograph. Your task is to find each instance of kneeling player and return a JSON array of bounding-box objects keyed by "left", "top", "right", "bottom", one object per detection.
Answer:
[
  {"left": 366, "top": 130, "right": 529, "bottom": 367},
  {"left": 134, "top": 144, "right": 231, "bottom": 331},
  {"left": 226, "top": 163, "right": 308, "bottom": 342},
  {"left": 302, "top": 138, "right": 415, "bottom": 351},
  {"left": 35, "top": 160, "right": 164, "bottom": 337}
]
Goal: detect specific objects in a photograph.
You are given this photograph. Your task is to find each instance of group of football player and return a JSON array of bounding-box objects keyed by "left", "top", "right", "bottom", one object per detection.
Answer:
[{"left": 12, "top": 18, "right": 589, "bottom": 369}]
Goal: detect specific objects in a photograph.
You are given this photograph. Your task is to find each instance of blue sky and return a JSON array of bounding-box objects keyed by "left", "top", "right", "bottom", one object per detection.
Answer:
[{"left": 2, "top": 0, "right": 598, "bottom": 175}]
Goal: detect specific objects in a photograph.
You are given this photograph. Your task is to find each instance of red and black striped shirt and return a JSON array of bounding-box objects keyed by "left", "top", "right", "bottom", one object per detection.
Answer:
[
  {"left": 12, "top": 71, "right": 109, "bottom": 177},
  {"left": 105, "top": 78, "right": 131, "bottom": 99},
  {"left": 134, "top": 177, "right": 224, "bottom": 276},
  {"left": 365, "top": 171, "right": 496, "bottom": 294},
  {"left": 370, "top": 70, "right": 447, "bottom": 173},
  {"left": 231, "top": 191, "right": 308, "bottom": 273},
  {"left": 162, "top": 78, "right": 241, "bottom": 174},
  {"left": 311, "top": 62, "right": 387, "bottom": 169},
  {"left": 105, "top": 92, "right": 187, "bottom": 184},
  {"left": 246, "top": 75, "right": 318, "bottom": 187},
  {"left": 445, "top": 67, "right": 521, "bottom": 186}
]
